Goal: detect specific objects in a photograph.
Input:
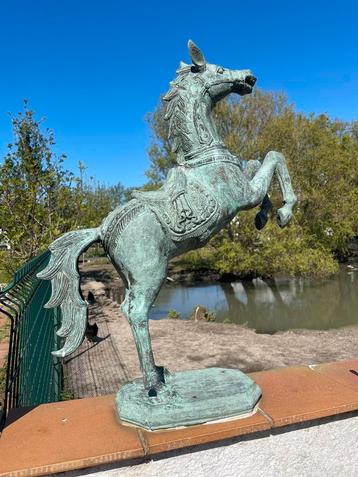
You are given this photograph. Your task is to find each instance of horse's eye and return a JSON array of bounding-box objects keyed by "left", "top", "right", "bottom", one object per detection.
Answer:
[{"left": 217, "top": 67, "right": 224, "bottom": 74}]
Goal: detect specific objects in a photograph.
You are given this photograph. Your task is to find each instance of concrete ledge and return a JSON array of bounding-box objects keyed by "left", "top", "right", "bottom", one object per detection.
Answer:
[{"left": 1, "top": 360, "right": 358, "bottom": 477}]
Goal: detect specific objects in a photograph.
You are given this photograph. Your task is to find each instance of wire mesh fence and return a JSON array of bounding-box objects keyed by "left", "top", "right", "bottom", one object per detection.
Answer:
[
  {"left": 62, "top": 296, "right": 128, "bottom": 400},
  {"left": 0, "top": 251, "right": 62, "bottom": 428}
]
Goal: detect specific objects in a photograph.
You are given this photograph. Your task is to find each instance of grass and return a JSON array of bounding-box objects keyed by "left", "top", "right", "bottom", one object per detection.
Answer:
[
  {"left": 0, "top": 315, "right": 10, "bottom": 407},
  {"left": 0, "top": 322, "right": 10, "bottom": 343},
  {"left": 167, "top": 309, "right": 181, "bottom": 320},
  {"left": 0, "top": 272, "right": 10, "bottom": 409},
  {"left": 0, "top": 273, "right": 8, "bottom": 285},
  {"left": 60, "top": 389, "right": 75, "bottom": 401},
  {"left": 0, "top": 360, "right": 6, "bottom": 406}
]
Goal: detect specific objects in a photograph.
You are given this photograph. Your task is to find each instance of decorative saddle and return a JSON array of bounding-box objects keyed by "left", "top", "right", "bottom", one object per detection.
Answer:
[{"left": 132, "top": 167, "right": 219, "bottom": 242}]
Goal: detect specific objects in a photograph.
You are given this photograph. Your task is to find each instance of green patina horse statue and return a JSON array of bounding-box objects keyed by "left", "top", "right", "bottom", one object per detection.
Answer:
[{"left": 38, "top": 41, "right": 297, "bottom": 397}]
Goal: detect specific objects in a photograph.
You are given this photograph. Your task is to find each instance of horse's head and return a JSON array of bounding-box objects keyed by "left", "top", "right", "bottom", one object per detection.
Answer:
[
  {"left": 163, "top": 41, "right": 257, "bottom": 156},
  {"left": 181, "top": 40, "right": 256, "bottom": 105}
]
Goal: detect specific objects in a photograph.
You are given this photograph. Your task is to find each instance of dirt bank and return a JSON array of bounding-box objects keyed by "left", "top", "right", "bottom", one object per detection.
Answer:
[
  {"left": 64, "top": 279, "right": 358, "bottom": 398},
  {"left": 104, "top": 297, "right": 358, "bottom": 377}
]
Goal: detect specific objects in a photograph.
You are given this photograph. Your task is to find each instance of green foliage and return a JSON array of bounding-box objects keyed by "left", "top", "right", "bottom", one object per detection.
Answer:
[
  {"left": 60, "top": 389, "right": 75, "bottom": 401},
  {"left": 0, "top": 360, "right": 6, "bottom": 405},
  {"left": 146, "top": 90, "right": 358, "bottom": 277},
  {"left": 0, "top": 322, "right": 10, "bottom": 343},
  {"left": 167, "top": 309, "right": 180, "bottom": 319},
  {"left": 0, "top": 321, "right": 9, "bottom": 407},
  {"left": 0, "top": 102, "right": 130, "bottom": 274},
  {"left": 0, "top": 267, "right": 10, "bottom": 284},
  {"left": 257, "top": 112, "right": 358, "bottom": 257},
  {"left": 214, "top": 212, "right": 338, "bottom": 278},
  {"left": 0, "top": 101, "right": 75, "bottom": 272},
  {"left": 172, "top": 245, "right": 218, "bottom": 272},
  {"left": 71, "top": 163, "right": 129, "bottom": 229},
  {"left": 204, "top": 310, "right": 216, "bottom": 322},
  {"left": 146, "top": 102, "right": 177, "bottom": 185}
]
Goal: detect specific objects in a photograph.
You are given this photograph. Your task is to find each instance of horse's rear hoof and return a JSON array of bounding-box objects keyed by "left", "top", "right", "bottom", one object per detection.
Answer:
[
  {"left": 255, "top": 211, "right": 268, "bottom": 230},
  {"left": 148, "top": 388, "right": 157, "bottom": 397},
  {"left": 156, "top": 365, "right": 170, "bottom": 383}
]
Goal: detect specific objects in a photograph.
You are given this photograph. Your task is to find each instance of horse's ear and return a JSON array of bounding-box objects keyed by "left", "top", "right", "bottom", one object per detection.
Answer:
[{"left": 188, "top": 40, "right": 206, "bottom": 70}]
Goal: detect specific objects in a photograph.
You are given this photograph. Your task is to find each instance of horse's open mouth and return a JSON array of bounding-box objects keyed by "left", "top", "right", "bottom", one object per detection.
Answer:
[
  {"left": 233, "top": 75, "right": 256, "bottom": 95},
  {"left": 245, "top": 75, "right": 257, "bottom": 87}
]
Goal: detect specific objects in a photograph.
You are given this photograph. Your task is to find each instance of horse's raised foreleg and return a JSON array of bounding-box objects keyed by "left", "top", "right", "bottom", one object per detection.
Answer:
[
  {"left": 244, "top": 160, "right": 272, "bottom": 230},
  {"left": 244, "top": 159, "right": 261, "bottom": 179},
  {"left": 249, "top": 151, "right": 297, "bottom": 227}
]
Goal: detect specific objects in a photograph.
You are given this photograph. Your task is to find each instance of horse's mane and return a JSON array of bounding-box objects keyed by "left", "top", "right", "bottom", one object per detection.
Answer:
[{"left": 163, "top": 65, "right": 192, "bottom": 154}]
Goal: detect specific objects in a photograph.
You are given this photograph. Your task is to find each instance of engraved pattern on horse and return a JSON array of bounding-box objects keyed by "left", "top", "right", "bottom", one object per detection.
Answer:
[{"left": 133, "top": 169, "right": 219, "bottom": 242}]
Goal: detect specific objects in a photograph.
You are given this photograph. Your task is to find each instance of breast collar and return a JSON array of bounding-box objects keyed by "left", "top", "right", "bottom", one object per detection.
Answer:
[{"left": 178, "top": 143, "right": 244, "bottom": 169}]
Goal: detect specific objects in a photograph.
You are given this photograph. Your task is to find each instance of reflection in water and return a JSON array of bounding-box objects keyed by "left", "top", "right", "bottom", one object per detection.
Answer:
[
  {"left": 149, "top": 262, "right": 358, "bottom": 333},
  {"left": 231, "top": 282, "right": 247, "bottom": 305},
  {"left": 252, "top": 278, "right": 275, "bottom": 305}
]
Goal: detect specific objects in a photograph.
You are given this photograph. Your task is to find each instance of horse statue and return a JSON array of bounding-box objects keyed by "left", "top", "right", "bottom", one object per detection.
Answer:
[{"left": 38, "top": 40, "right": 297, "bottom": 403}]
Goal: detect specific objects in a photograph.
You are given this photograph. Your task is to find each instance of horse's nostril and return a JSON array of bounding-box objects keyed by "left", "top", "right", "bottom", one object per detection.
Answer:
[{"left": 245, "top": 75, "right": 256, "bottom": 86}]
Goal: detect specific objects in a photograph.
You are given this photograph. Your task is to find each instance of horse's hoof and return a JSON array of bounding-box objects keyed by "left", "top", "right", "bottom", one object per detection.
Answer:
[
  {"left": 255, "top": 211, "right": 268, "bottom": 230},
  {"left": 277, "top": 207, "right": 292, "bottom": 228}
]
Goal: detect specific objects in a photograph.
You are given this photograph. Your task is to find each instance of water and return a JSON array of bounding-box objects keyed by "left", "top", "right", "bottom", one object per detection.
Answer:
[{"left": 149, "top": 261, "right": 358, "bottom": 333}]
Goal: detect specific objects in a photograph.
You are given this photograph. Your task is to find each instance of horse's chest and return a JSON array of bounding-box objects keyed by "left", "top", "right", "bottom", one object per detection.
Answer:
[{"left": 199, "top": 164, "right": 249, "bottom": 213}]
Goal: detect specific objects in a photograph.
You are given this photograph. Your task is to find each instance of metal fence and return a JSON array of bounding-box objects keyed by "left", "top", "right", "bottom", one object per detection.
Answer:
[{"left": 0, "top": 250, "right": 62, "bottom": 428}]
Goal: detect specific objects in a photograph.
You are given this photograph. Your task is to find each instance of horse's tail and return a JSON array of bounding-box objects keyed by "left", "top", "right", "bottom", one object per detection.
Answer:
[{"left": 37, "top": 228, "right": 101, "bottom": 358}]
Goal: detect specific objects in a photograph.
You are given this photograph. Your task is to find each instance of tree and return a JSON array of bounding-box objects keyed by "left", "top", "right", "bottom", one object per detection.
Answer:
[
  {"left": 257, "top": 112, "right": 358, "bottom": 256},
  {"left": 0, "top": 103, "right": 135, "bottom": 276},
  {"left": 0, "top": 102, "right": 76, "bottom": 272},
  {"left": 145, "top": 100, "right": 178, "bottom": 185},
  {"left": 74, "top": 179, "right": 130, "bottom": 229}
]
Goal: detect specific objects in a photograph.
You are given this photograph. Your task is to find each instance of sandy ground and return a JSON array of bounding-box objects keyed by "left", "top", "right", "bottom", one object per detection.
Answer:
[
  {"left": 63, "top": 279, "right": 358, "bottom": 398},
  {"left": 102, "top": 295, "right": 358, "bottom": 376}
]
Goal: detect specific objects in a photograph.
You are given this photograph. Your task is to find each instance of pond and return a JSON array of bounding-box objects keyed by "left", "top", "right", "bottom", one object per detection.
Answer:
[{"left": 149, "top": 260, "right": 358, "bottom": 333}]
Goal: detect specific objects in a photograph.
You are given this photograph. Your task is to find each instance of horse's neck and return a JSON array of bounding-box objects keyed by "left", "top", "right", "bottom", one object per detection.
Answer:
[{"left": 176, "top": 98, "right": 224, "bottom": 162}]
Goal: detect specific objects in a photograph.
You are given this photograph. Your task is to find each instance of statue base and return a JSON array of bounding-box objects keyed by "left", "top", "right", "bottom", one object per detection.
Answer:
[{"left": 116, "top": 367, "right": 262, "bottom": 431}]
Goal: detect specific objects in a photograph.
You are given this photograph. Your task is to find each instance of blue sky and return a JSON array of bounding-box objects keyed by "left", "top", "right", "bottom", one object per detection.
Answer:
[{"left": 0, "top": 0, "right": 357, "bottom": 187}]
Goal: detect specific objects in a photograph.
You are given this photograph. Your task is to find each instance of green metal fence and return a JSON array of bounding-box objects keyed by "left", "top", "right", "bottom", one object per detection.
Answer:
[{"left": 0, "top": 250, "right": 62, "bottom": 428}]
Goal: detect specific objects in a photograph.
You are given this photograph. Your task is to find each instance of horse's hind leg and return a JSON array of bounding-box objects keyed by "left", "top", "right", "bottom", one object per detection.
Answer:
[
  {"left": 114, "top": 215, "right": 170, "bottom": 395},
  {"left": 121, "top": 274, "right": 166, "bottom": 395},
  {"left": 249, "top": 151, "right": 297, "bottom": 227}
]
